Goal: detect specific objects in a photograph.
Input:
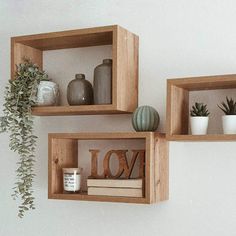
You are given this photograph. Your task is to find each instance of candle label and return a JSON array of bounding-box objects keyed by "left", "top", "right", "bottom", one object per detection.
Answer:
[{"left": 63, "top": 173, "right": 81, "bottom": 192}]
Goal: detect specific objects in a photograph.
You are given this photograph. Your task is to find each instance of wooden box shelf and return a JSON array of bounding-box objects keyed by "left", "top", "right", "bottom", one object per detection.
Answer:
[
  {"left": 48, "top": 132, "right": 169, "bottom": 204},
  {"left": 166, "top": 74, "right": 236, "bottom": 141},
  {"left": 11, "top": 25, "right": 139, "bottom": 116}
]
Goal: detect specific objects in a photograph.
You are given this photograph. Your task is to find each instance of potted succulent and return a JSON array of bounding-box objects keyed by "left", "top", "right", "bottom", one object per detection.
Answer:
[
  {"left": 218, "top": 97, "right": 236, "bottom": 134},
  {"left": 190, "top": 102, "right": 210, "bottom": 135},
  {"left": 0, "top": 59, "right": 48, "bottom": 217}
]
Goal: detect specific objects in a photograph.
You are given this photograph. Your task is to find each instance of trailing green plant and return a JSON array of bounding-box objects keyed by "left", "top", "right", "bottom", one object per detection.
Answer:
[
  {"left": 0, "top": 59, "right": 48, "bottom": 218},
  {"left": 218, "top": 97, "right": 236, "bottom": 115},
  {"left": 190, "top": 102, "right": 210, "bottom": 117}
]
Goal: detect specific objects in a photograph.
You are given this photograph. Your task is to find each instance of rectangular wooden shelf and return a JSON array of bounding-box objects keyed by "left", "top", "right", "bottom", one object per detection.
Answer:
[
  {"left": 166, "top": 74, "right": 236, "bottom": 141},
  {"left": 48, "top": 132, "right": 169, "bottom": 204},
  {"left": 11, "top": 25, "right": 139, "bottom": 116}
]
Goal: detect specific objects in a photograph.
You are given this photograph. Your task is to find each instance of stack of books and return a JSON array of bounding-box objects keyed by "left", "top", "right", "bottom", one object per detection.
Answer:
[{"left": 87, "top": 178, "right": 143, "bottom": 197}]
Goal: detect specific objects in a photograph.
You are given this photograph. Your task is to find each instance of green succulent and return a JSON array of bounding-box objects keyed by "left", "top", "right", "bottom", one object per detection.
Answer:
[
  {"left": 190, "top": 102, "right": 210, "bottom": 117},
  {"left": 0, "top": 58, "right": 48, "bottom": 218},
  {"left": 218, "top": 97, "right": 236, "bottom": 115}
]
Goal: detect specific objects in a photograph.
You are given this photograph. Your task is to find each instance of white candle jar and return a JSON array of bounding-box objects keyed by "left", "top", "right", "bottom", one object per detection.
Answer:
[{"left": 63, "top": 168, "right": 82, "bottom": 193}]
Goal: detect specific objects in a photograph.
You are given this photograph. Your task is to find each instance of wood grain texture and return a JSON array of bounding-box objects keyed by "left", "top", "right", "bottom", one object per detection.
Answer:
[
  {"left": 31, "top": 104, "right": 130, "bottom": 116},
  {"left": 48, "top": 137, "right": 78, "bottom": 197},
  {"left": 50, "top": 192, "right": 147, "bottom": 204},
  {"left": 115, "top": 26, "right": 139, "bottom": 112},
  {"left": 103, "top": 150, "right": 126, "bottom": 178},
  {"left": 154, "top": 133, "right": 169, "bottom": 202},
  {"left": 11, "top": 42, "right": 42, "bottom": 79},
  {"left": 167, "top": 134, "right": 236, "bottom": 141},
  {"left": 12, "top": 25, "right": 114, "bottom": 50},
  {"left": 11, "top": 25, "right": 139, "bottom": 115},
  {"left": 89, "top": 150, "right": 105, "bottom": 179},
  {"left": 48, "top": 132, "right": 169, "bottom": 204},
  {"left": 144, "top": 133, "right": 169, "bottom": 203},
  {"left": 168, "top": 74, "right": 236, "bottom": 91},
  {"left": 167, "top": 82, "right": 189, "bottom": 136}
]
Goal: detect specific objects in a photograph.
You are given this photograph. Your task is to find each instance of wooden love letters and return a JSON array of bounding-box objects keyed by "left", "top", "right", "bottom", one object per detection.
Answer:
[{"left": 89, "top": 149, "right": 145, "bottom": 179}]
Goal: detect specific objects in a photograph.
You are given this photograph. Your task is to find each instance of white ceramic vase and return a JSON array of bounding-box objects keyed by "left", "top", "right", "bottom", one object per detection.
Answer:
[
  {"left": 222, "top": 115, "right": 236, "bottom": 134},
  {"left": 190, "top": 116, "right": 209, "bottom": 135},
  {"left": 36, "top": 81, "right": 59, "bottom": 106}
]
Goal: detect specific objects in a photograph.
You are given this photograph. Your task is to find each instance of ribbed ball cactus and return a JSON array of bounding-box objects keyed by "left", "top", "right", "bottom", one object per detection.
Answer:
[{"left": 132, "top": 106, "right": 160, "bottom": 131}]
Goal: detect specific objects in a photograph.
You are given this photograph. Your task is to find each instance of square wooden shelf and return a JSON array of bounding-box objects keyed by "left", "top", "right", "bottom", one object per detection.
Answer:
[
  {"left": 166, "top": 74, "right": 236, "bottom": 141},
  {"left": 48, "top": 132, "right": 169, "bottom": 204},
  {"left": 11, "top": 25, "right": 139, "bottom": 116}
]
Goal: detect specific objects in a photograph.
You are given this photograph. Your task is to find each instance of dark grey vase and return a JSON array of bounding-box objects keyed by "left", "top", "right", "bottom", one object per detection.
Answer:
[
  {"left": 93, "top": 59, "right": 112, "bottom": 104},
  {"left": 67, "top": 74, "right": 93, "bottom": 105}
]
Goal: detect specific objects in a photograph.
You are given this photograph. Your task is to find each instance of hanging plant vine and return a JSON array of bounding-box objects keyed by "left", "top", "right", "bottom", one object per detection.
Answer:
[{"left": 0, "top": 59, "right": 48, "bottom": 217}]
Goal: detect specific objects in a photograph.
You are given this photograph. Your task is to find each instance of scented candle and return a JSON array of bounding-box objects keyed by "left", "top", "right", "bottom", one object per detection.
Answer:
[{"left": 63, "top": 168, "right": 82, "bottom": 192}]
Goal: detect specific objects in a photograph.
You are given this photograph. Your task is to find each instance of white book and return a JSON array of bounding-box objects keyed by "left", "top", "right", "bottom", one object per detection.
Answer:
[
  {"left": 87, "top": 178, "right": 143, "bottom": 188},
  {"left": 88, "top": 187, "right": 143, "bottom": 198}
]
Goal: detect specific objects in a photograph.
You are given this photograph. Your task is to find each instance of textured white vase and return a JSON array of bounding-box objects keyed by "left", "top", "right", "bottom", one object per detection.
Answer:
[
  {"left": 222, "top": 115, "right": 236, "bottom": 134},
  {"left": 190, "top": 116, "right": 209, "bottom": 135},
  {"left": 36, "top": 81, "right": 59, "bottom": 106}
]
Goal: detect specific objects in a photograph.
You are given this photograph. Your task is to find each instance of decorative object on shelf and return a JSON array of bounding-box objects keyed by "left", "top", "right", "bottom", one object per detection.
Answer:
[
  {"left": 0, "top": 59, "right": 48, "bottom": 218},
  {"left": 87, "top": 179, "right": 143, "bottom": 197},
  {"left": 89, "top": 149, "right": 145, "bottom": 179},
  {"left": 93, "top": 59, "right": 112, "bottom": 104},
  {"left": 132, "top": 105, "right": 160, "bottom": 132},
  {"left": 190, "top": 102, "right": 210, "bottom": 135},
  {"left": 67, "top": 74, "right": 93, "bottom": 105},
  {"left": 36, "top": 80, "right": 59, "bottom": 106},
  {"left": 218, "top": 97, "right": 236, "bottom": 134},
  {"left": 63, "top": 168, "right": 82, "bottom": 193}
]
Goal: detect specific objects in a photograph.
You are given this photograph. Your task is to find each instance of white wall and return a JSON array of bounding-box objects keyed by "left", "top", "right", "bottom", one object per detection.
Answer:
[{"left": 1, "top": 0, "right": 236, "bottom": 235}]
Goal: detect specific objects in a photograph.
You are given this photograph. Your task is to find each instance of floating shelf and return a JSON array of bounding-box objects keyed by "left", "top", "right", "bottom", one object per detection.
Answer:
[
  {"left": 48, "top": 132, "right": 169, "bottom": 204},
  {"left": 11, "top": 25, "right": 139, "bottom": 116},
  {"left": 166, "top": 74, "right": 236, "bottom": 141}
]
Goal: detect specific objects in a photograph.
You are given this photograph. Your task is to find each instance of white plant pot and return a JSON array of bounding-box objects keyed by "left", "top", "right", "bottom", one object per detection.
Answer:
[
  {"left": 190, "top": 116, "right": 209, "bottom": 135},
  {"left": 222, "top": 115, "right": 236, "bottom": 134},
  {"left": 36, "top": 81, "right": 59, "bottom": 106}
]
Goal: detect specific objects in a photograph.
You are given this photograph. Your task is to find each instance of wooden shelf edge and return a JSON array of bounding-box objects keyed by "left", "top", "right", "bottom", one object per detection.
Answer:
[
  {"left": 167, "top": 74, "right": 236, "bottom": 85},
  {"left": 167, "top": 74, "right": 236, "bottom": 91},
  {"left": 167, "top": 134, "right": 236, "bottom": 141},
  {"left": 31, "top": 105, "right": 133, "bottom": 116},
  {"left": 48, "top": 193, "right": 150, "bottom": 204},
  {"left": 12, "top": 25, "right": 116, "bottom": 42},
  {"left": 48, "top": 132, "right": 165, "bottom": 140}
]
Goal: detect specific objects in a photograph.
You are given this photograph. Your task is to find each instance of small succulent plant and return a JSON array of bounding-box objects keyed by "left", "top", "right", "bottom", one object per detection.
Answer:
[
  {"left": 218, "top": 97, "right": 236, "bottom": 115},
  {"left": 190, "top": 102, "right": 210, "bottom": 117}
]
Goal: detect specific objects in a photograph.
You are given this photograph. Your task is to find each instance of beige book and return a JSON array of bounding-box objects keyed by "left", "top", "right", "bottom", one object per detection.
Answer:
[
  {"left": 87, "top": 178, "right": 143, "bottom": 188},
  {"left": 88, "top": 187, "right": 143, "bottom": 197}
]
